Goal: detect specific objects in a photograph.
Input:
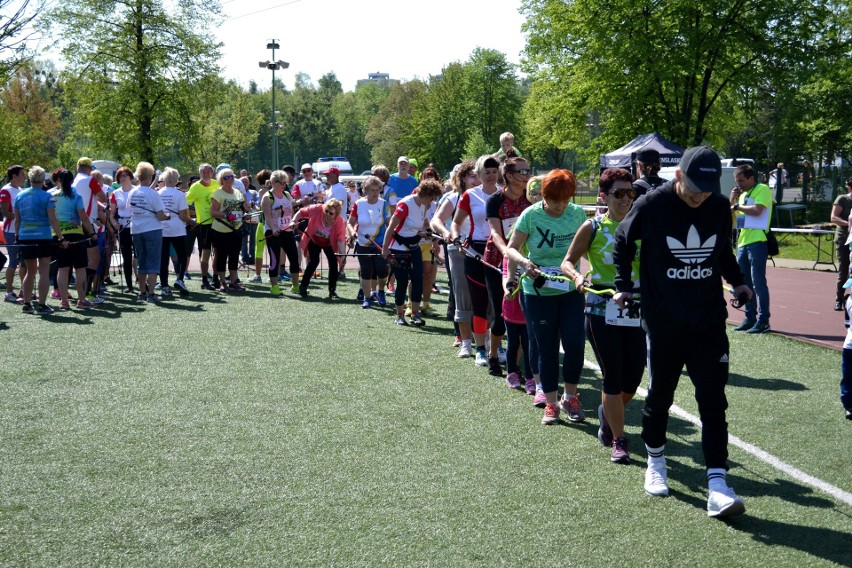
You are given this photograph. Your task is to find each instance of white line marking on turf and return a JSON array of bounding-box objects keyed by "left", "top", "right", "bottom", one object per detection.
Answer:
[{"left": 584, "top": 359, "right": 852, "bottom": 506}]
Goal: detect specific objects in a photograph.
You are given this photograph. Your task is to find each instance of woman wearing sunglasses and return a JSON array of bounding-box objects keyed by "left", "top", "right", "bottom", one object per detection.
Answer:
[
  {"left": 210, "top": 168, "right": 249, "bottom": 292},
  {"left": 561, "top": 167, "right": 644, "bottom": 464},
  {"left": 290, "top": 198, "right": 346, "bottom": 299}
]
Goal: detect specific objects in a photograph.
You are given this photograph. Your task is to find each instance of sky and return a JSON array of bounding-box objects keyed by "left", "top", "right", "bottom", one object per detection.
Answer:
[{"left": 216, "top": 0, "right": 529, "bottom": 91}]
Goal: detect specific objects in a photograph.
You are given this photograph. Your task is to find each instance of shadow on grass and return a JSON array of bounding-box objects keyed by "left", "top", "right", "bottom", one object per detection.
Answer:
[
  {"left": 727, "top": 515, "right": 852, "bottom": 565},
  {"left": 0, "top": 321, "right": 9, "bottom": 331},
  {"left": 729, "top": 373, "right": 807, "bottom": 392}
]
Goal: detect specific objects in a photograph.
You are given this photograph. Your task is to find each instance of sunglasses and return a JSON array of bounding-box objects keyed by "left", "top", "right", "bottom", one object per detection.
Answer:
[
  {"left": 511, "top": 169, "right": 531, "bottom": 176},
  {"left": 608, "top": 188, "right": 636, "bottom": 199},
  {"left": 223, "top": 175, "right": 234, "bottom": 180}
]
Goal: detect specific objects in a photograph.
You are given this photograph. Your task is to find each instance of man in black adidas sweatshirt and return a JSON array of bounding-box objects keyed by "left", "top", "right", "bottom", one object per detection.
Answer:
[{"left": 612, "top": 146, "right": 753, "bottom": 518}]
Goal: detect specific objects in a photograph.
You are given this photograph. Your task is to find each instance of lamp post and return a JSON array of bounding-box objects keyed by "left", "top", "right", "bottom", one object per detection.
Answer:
[{"left": 258, "top": 40, "right": 289, "bottom": 171}]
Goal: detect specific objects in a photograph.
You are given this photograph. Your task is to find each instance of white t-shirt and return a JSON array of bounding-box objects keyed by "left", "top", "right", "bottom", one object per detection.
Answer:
[
  {"left": 1, "top": 183, "right": 21, "bottom": 233},
  {"left": 158, "top": 187, "right": 188, "bottom": 237},
  {"left": 324, "top": 182, "right": 348, "bottom": 210},
  {"left": 390, "top": 194, "right": 427, "bottom": 252},
  {"left": 110, "top": 189, "right": 133, "bottom": 229},
  {"left": 128, "top": 185, "right": 165, "bottom": 234},
  {"left": 72, "top": 173, "right": 103, "bottom": 227},
  {"left": 351, "top": 197, "right": 387, "bottom": 246},
  {"left": 263, "top": 192, "right": 295, "bottom": 232},
  {"left": 293, "top": 179, "right": 322, "bottom": 201}
]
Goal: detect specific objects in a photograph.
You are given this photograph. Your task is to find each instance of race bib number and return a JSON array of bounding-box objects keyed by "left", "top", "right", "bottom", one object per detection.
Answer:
[
  {"left": 605, "top": 299, "right": 641, "bottom": 327},
  {"left": 539, "top": 266, "right": 572, "bottom": 292},
  {"left": 277, "top": 214, "right": 291, "bottom": 230},
  {"left": 501, "top": 216, "right": 518, "bottom": 238}
]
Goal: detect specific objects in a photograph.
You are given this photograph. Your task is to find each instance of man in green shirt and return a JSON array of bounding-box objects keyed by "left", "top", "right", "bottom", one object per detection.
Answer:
[{"left": 730, "top": 164, "right": 772, "bottom": 333}]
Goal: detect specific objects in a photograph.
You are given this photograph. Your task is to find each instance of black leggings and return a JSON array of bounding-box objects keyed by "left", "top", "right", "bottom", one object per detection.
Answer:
[
  {"left": 392, "top": 247, "right": 422, "bottom": 307},
  {"left": 586, "top": 314, "right": 646, "bottom": 395},
  {"left": 505, "top": 320, "right": 531, "bottom": 377},
  {"left": 356, "top": 244, "right": 388, "bottom": 280},
  {"left": 117, "top": 227, "right": 134, "bottom": 287},
  {"left": 160, "top": 235, "right": 188, "bottom": 287},
  {"left": 300, "top": 240, "right": 339, "bottom": 292},
  {"left": 266, "top": 231, "right": 300, "bottom": 279},
  {"left": 212, "top": 230, "right": 242, "bottom": 274}
]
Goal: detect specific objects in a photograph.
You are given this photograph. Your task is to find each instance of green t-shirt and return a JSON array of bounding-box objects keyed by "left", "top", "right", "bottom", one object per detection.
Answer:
[
  {"left": 186, "top": 179, "right": 220, "bottom": 225},
  {"left": 736, "top": 183, "right": 772, "bottom": 247},
  {"left": 833, "top": 194, "right": 852, "bottom": 244},
  {"left": 587, "top": 215, "right": 640, "bottom": 289},
  {"left": 514, "top": 201, "right": 587, "bottom": 296}
]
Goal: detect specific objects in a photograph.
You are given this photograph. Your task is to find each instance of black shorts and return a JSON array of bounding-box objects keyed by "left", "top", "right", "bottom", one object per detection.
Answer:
[
  {"left": 195, "top": 224, "right": 213, "bottom": 251},
  {"left": 56, "top": 234, "right": 90, "bottom": 269},
  {"left": 18, "top": 238, "right": 55, "bottom": 260}
]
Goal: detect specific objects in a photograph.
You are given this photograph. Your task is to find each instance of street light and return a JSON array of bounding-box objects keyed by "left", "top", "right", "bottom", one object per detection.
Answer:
[{"left": 258, "top": 40, "right": 289, "bottom": 170}]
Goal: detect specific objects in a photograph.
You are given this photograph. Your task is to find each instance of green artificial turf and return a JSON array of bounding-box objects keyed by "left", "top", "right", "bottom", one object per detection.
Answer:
[{"left": 1, "top": 273, "right": 850, "bottom": 566}]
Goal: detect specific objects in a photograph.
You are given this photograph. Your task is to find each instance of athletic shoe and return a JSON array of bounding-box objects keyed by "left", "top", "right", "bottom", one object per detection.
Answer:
[
  {"left": 137, "top": 293, "right": 148, "bottom": 302},
  {"left": 835, "top": 299, "right": 844, "bottom": 311},
  {"left": 747, "top": 321, "right": 771, "bottom": 334},
  {"left": 299, "top": 287, "right": 309, "bottom": 298},
  {"left": 457, "top": 344, "right": 473, "bottom": 358},
  {"left": 497, "top": 345, "right": 507, "bottom": 364},
  {"left": 357, "top": 288, "right": 364, "bottom": 302},
  {"left": 707, "top": 486, "right": 745, "bottom": 518},
  {"left": 4, "top": 292, "right": 17, "bottom": 302},
  {"left": 474, "top": 349, "right": 488, "bottom": 367},
  {"left": 541, "top": 402, "right": 560, "bottom": 425},
  {"left": 212, "top": 276, "right": 220, "bottom": 288},
  {"left": 291, "top": 283, "right": 299, "bottom": 293},
  {"left": 734, "top": 319, "right": 756, "bottom": 331},
  {"left": 154, "top": 283, "right": 161, "bottom": 291},
  {"left": 452, "top": 335, "right": 462, "bottom": 347},
  {"left": 86, "top": 295, "right": 105, "bottom": 305},
  {"left": 229, "top": 282, "right": 246, "bottom": 291},
  {"left": 644, "top": 459, "right": 669, "bottom": 496},
  {"left": 419, "top": 304, "right": 433, "bottom": 316},
  {"left": 376, "top": 291, "right": 387, "bottom": 307},
  {"left": 598, "top": 404, "right": 613, "bottom": 447},
  {"left": 147, "top": 294, "right": 161, "bottom": 302},
  {"left": 60, "top": 299, "right": 71, "bottom": 310},
  {"left": 488, "top": 357, "right": 503, "bottom": 377},
  {"left": 370, "top": 292, "right": 379, "bottom": 303},
  {"left": 270, "top": 285, "right": 283, "bottom": 296},
  {"left": 280, "top": 271, "right": 290, "bottom": 281},
  {"left": 387, "top": 282, "right": 394, "bottom": 292},
  {"left": 559, "top": 394, "right": 586, "bottom": 422},
  {"left": 845, "top": 409, "right": 851, "bottom": 420},
  {"left": 123, "top": 286, "right": 135, "bottom": 294},
  {"left": 103, "top": 277, "right": 116, "bottom": 285},
  {"left": 77, "top": 299, "right": 95, "bottom": 308},
  {"left": 506, "top": 372, "right": 522, "bottom": 390},
  {"left": 161, "top": 286, "right": 173, "bottom": 297},
  {"left": 50, "top": 289, "right": 61, "bottom": 299},
  {"left": 411, "top": 314, "right": 425, "bottom": 326},
  {"left": 533, "top": 387, "right": 547, "bottom": 408},
  {"left": 174, "top": 280, "right": 190, "bottom": 296},
  {"left": 328, "top": 291, "right": 340, "bottom": 300},
  {"left": 35, "top": 303, "right": 54, "bottom": 315},
  {"left": 183, "top": 273, "right": 192, "bottom": 280},
  {"left": 339, "top": 272, "right": 347, "bottom": 280},
  {"left": 251, "top": 275, "right": 263, "bottom": 283},
  {"left": 395, "top": 315, "right": 408, "bottom": 326},
  {"left": 219, "top": 285, "right": 228, "bottom": 293},
  {"left": 21, "top": 302, "right": 33, "bottom": 313},
  {"left": 431, "top": 284, "right": 439, "bottom": 294},
  {"left": 611, "top": 436, "right": 630, "bottom": 464},
  {"left": 362, "top": 298, "right": 372, "bottom": 309},
  {"left": 524, "top": 379, "right": 536, "bottom": 395},
  {"left": 200, "top": 282, "right": 216, "bottom": 291}
]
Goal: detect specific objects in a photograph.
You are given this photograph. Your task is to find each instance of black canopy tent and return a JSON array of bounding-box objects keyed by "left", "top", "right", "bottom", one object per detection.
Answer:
[{"left": 599, "top": 133, "right": 685, "bottom": 170}]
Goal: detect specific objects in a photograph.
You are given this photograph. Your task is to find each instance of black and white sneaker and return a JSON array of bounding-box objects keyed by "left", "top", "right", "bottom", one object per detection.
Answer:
[
  {"left": 395, "top": 315, "right": 408, "bottom": 326},
  {"left": 174, "top": 279, "right": 190, "bottom": 296},
  {"left": 411, "top": 314, "right": 425, "bottom": 326}
]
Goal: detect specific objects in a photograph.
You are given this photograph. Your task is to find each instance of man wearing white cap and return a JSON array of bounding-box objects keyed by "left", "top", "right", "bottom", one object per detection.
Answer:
[
  {"left": 292, "top": 163, "right": 323, "bottom": 207},
  {"left": 385, "top": 156, "right": 419, "bottom": 209},
  {"left": 613, "top": 146, "right": 753, "bottom": 519},
  {"left": 73, "top": 157, "right": 108, "bottom": 303}
]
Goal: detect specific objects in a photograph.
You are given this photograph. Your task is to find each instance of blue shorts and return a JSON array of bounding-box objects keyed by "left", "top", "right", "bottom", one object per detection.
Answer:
[
  {"left": 4, "top": 231, "right": 20, "bottom": 268},
  {"left": 132, "top": 229, "right": 163, "bottom": 275}
]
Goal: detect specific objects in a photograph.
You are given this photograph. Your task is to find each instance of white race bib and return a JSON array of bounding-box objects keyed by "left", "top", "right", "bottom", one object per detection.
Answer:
[
  {"left": 539, "top": 266, "right": 572, "bottom": 292},
  {"left": 605, "top": 299, "right": 641, "bottom": 327},
  {"left": 501, "top": 216, "right": 518, "bottom": 238}
]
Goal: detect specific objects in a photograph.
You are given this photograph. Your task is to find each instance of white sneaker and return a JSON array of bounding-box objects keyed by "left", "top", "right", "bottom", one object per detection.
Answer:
[
  {"left": 707, "top": 486, "right": 745, "bottom": 518},
  {"left": 457, "top": 345, "right": 473, "bottom": 358},
  {"left": 86, "top": 295, "right": 105, "bottom": 305},
  {"left": 497, "top": 344, "right": 507, "bottom": 364},
  {"left": 474, "top": 349, "right": 488, "bottom": 367},
  {"left": 644, "top": 459, "right": 669, "bottom": 496},
  {"left": 251, "top": 275, "right": 263, "bottom": 283}
]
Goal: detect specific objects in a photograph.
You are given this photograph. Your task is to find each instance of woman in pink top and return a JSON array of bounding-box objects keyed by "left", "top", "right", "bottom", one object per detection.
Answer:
[{"left": 290, "top": 198, "right": 346, "bottom": 299}]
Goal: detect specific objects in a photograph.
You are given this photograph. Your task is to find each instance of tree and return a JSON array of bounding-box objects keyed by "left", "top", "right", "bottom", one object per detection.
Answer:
[
  {"left": 366, "top": 80, "right": 428, "bottom": 167},
  {"left": 0, "top": 63, "right": 61, "bottom": 170},
  {"left": 0, "top": 0, "right": 46, "bottom": 80},
  {"left": 47, "top": 0, "right": 223, "bottom": 165},
  {"left": 201, "top": 82, "right": 264, "bottom": 168},
  {"left": 520, "top": 0, "right": 825, "bottom": 164},
  {"left": 466, "top": 48, "right": 522, "bottom": 149}
]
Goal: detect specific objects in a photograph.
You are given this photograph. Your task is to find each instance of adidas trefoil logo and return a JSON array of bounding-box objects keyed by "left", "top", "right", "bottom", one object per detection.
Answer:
[{"left": 666, "top": 225, "right": 716, "bottom": 280}]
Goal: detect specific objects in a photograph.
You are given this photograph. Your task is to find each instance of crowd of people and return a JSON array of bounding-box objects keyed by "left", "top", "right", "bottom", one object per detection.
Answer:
[{"left": 20, "top": 134, "right": 845, "bottom": 519}]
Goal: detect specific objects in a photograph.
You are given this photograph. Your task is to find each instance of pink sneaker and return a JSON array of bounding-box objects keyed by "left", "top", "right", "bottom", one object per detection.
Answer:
[
  {"left": 505, "top": 372, "right": 522, "bottom": 390},
  {"left": 533, "top": 386, "right": 547, "bottom": 408},
  {"left": 76, "top": 299, "right": 94, "bottom": 308},
  {"left": 541, "top": 402, "right": 560, "bottom": 425},
  {"left": 50, "top": 289, "right": 61, "bottom": 299},
  {"left": 559, "top": 393, "right": 586, "bottom": 423},
  {"left": 60, "top": 299, "right": 71, "bottom": 310},
  {"left": 524, "top": 379, "right": 536, "bottom": 395}
]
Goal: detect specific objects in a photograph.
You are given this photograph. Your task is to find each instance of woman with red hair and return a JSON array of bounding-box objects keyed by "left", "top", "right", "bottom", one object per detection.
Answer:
[{"left": 506, "top": 169, "right": 588, "bottom": 426}]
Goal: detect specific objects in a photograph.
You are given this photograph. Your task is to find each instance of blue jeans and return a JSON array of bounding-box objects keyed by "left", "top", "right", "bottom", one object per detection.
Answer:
[
  {"left": 132, "top": 229, "right": 163, "bottom": 275},
  {"left": 737, "top": 241, "right": 770, "bottom": 324},
  {"left": 522, "top": 291, "right": 585, "bottom": 394}
]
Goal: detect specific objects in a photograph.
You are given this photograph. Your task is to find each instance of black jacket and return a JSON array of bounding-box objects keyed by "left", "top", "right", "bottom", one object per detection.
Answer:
[{"left": 613, "top": 181, "right": 744, "bottom": 332}]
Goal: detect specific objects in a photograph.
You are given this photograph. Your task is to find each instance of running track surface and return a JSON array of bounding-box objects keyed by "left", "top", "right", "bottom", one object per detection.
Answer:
[{"left": 726, "top": 266, "right": 845, "bottom": 351}]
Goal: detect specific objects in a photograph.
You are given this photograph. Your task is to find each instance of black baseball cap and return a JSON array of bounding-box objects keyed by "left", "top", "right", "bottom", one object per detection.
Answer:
[
  {"left": 636, "top": 148, "right": 660, "bottom": 163},
  {"left": 679, "top": 146, "right": 722, "bottom": 194}
]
